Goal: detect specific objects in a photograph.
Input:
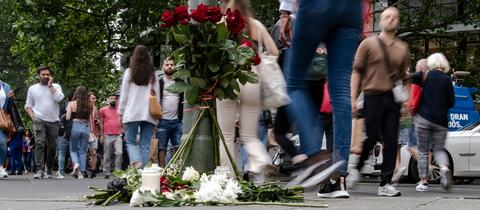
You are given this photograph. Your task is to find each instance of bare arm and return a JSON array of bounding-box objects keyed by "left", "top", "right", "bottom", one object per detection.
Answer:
[
  {"left": 66, "top": 102, "right": 72, "bottom": 120},
  {"left": 351, "top": 72, "right": 361, "bottom": 113}
]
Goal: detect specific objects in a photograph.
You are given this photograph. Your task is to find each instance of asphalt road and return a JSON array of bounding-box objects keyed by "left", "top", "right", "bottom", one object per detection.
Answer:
[{"left": 1, "top": 174, "right": 480, "bottom": 210}]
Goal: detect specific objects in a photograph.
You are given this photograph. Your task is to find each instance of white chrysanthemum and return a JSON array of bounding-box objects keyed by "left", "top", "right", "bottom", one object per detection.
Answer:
[
  {"left": 194, "top": 173, "right": 242, "bottom": 203},
  {"left": 181, "top": 166, "right": 200, "bottom": 182}
]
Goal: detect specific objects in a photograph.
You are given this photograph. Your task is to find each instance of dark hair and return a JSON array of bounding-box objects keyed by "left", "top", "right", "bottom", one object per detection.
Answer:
[
  {"left": 89, "top": 92, "right": 97, "bottom": 97},
  {"left": 74, "top": 86, "right": 93, "bottom": 116},
  {"left": 129, "top": 45, "right": 154, "bottom": 86},
  {"left": 224, "top": 0, "right": 253, "bottom": 18},
  {"left": 37, "top": 66, "right": 51, "bottom": 75}
]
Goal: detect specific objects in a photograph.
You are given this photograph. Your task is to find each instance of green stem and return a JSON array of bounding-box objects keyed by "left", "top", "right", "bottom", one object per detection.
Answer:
[
  {"left": 207, "top": 107, "right": 241, "bottom": 179},
  {"left": 101, "top": 191, "right": 121, "bottom": 206},
  {"left": 195, "top": 201, "right": 327, "bottom": 208}
]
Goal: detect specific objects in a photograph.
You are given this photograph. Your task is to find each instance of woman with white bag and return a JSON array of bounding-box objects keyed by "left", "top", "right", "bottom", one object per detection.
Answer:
[{"left": 217, "top": 0, "right": 279, "bottom": 183}]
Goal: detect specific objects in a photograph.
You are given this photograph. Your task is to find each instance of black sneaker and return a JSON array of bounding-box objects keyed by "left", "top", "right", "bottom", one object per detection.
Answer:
[{"left": 317, "top": 177, "right": 350, "bottom": 198}]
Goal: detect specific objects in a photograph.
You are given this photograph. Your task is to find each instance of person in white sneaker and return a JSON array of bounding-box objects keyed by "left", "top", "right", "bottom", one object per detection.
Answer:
[
  {"left": 0, "top": 80, "right": 15, "bottom": 178},
  {"left": 349, "top": 7, "right": 409, "bottom": 197},
  {"left": 412, "top": 53, "right": 454, "bottom": 192}
]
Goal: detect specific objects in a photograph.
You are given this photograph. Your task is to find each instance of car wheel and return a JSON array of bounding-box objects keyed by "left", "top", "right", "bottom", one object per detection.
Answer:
[{"left": 407, "top": 154, "right": 454, "bottom": 184}]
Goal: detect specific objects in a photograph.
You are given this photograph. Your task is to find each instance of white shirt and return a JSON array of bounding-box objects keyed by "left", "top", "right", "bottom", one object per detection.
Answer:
[
  {"left": 118, "top": 68, "right": 160, "bottom": 125},
  {"left": 0, "top": 85, "right": 6, "bottom": 109},
  {"left": 161, "top": 77, "right": 179, "bottom": 120},
  {"left": 25, "top": 83, "right": 65, "bottom": 122}
]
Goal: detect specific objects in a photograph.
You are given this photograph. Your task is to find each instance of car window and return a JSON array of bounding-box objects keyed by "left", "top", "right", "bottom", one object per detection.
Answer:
[{"left": 461, "top": 121, "right": 480, "bottom": 131}]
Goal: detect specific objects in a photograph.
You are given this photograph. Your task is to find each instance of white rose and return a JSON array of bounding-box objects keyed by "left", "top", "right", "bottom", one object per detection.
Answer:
[{"left": 181, "top": 166, "right": 200, "bottom": 182}]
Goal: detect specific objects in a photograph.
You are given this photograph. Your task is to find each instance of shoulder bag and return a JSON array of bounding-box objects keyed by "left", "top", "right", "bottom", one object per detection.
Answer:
[{"left": 149, "top": 78, "right": 163, "bottom": 120}]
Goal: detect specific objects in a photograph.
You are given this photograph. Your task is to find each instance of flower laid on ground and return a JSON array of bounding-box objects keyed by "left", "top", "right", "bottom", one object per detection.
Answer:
[
  {"left": 194, "top": 173, "right": 242, "bottom": 204},
  {"left": 181, "top": 166, "right": 200, "bottom": 182}
]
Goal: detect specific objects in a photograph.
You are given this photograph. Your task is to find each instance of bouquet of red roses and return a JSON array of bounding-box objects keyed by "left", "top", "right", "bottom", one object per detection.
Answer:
[{"left": 160, "top": 4, "right": 260, "bottom": 105}]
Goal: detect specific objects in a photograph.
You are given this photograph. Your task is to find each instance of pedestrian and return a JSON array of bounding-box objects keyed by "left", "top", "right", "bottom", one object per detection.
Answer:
[
  {"left": 348, "top": 7, "right": 410, "bottom": 197},
  {"left": 25, "top": 66, "right": 65, "bottom": 179},
  {"left": 23, "top": 130, "right": 33, "bottom": 173},
  {"left": 87, "top": 92, "right": 101, "bottom": 178},
  {"left": 57, "top": 92, "right": 74, "bottom": 179},
  {"left": 156, "top": 58, "right": 184, "bottom": 167},
  {"left": 99, "top": 93, "right": 123, "bottom": 179},
  {"left": 413, "top": 53, "right": 454, "bottom": 192},
  {"left": 0, "top": 80, "right": 14, "bottom": 178},
  {"left": 66, "top": 86, "right": 94, "bottom": 179},
  {"left": 282, "top": 0, "right": 362, "bottom": 195},
  {"left": 9, "top": 131, "right": 24, "bottom": 175},
  {"left": 118, "top": 45, "right": 159, "bottom": 169},
  {"left": 218, "top": 0, "right": 278, "bottom": 182}
]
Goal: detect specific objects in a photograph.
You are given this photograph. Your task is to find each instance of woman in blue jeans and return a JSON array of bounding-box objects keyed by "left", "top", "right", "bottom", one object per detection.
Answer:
[
  {"left": 0, "top": 80, "right": 14, "bottom": 178},
  {"left": 66, "top": 86, "right": 93, "bottom": 179},
  {"left": 283, "top": 0, "right": 362, "bottom": 195},
  {"left": 118, "top": 45, "right": 159, "bottom": 169}
]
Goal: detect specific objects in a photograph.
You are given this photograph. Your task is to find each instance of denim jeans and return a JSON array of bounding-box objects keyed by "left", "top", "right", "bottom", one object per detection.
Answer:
[
  {"left": 69, "top": 121, "right": 90, "bottom": 172},
  {"left": 9, "top": 145, "right": 23, "bottom": 173},
  {"left": 125, "top": 121, "right": 154, "bottom": 168},
  {"left": 156, "top": 119, "right": 182, "bottom": 150},
  {"left": 0, "top": 130, "right": 6, "bottom": 166},
  {"left": 284, "top": 0, "right": 362, "bottom": 176},
  {"left": 57, "top": 136, "right": 69, "bottom": 175}
]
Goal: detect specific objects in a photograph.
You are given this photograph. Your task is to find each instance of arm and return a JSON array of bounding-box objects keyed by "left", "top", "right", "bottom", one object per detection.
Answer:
[
  {"left": 257, "top": 21, "right": 279, "bottom": 56},
  {"left": 351, "top": 39, "right": 369, "bottom": 113},
  {"left": 447, "top": 78, "right": 455, "bottom": 108},
  {"left": 118, "top": 69, "right": 131, "bottom": 116},
  {"left": 66, "top": 102, "right": 72, "bottom": 120},
  {"left": 351, "top": 72, "right": 361, "bottom": 113},
  {"left": 51, "top": 83, "right": 65, "bottom": 102},
  {"left": 25, "top": 87, "right": 35, "bottom": 119}
]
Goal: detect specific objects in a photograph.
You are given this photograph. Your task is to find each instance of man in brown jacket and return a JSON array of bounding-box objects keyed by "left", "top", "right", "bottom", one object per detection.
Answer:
[{"left": 347, "top": 7, "right": 410, "bottom": 197}]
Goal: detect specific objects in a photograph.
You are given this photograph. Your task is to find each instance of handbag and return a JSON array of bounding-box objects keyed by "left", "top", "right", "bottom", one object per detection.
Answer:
[
  {"left": 0, "top": 109, "right": 15, "bottom": 133},
  {"left": 149, "top": 80, "right": 163, "bottom": 120},
  {"left": 408, "top": 71, "right": 427, "bottom": 115},
  {"left": 306, "top": 53, "right": 327, "bottom": 81},
  {"left": 377, "top": 37, "right": 409, "bottom": 104},
  {"left": 256, "top": 20, "right": 291, "bottom": 109}
]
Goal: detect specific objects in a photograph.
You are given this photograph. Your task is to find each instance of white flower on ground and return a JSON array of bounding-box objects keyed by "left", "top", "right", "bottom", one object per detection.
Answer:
[
  {"left": 182, "top": 166, "right": 200, "bottom": 182},
  {"left": 194, "top": 173, "right": 241, "bottom": 203},
  {"left": 162, "top": 191, "right": 175, "bottom": 200}
]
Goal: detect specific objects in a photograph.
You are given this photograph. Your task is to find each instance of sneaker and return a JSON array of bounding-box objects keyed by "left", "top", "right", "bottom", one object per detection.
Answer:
[
  {"left": 0, "top": 167, "right": 8, "bottom": 178},
  {"left": 45, "top": 170, "right": 53, "bottom": 179},
  {"left": 299, "top": 160, "right": 345, "bottom": 189},
  {"left": 78, "top": 172, "right": 85, "bottom": 179},
  {"left": 416, "top": 183, "right": 428, "bottom": 191},
  {"left": 33, "top": 170, "right": 44, "bottom": 179},
  {"left": 317, "top": 177, "right": 350, "bottom": 198},
  {"left": 346, "top": 168, "right": 361, "bottom": 189},
  {"left": 441, "top": 169, "right": 452, "bottom": 192},
  {"left": 57, "top": 174, "right": 65, "bottom": 179},
  {"left": 71, "top": 164, "right": 80, "bottom": 176},
  {"left": 392, "top": 167, "right": 407, "bottom": 184},
  {"left": 286, "top": 159, "right": 331, "bottom": 187},
  {"left": 378, "top": 184, "right": 401, "bottom": 197}
]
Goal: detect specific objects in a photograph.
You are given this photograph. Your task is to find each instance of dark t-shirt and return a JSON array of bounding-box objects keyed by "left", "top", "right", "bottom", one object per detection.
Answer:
[{"left": 411, "top": 70, "right": 455, "bottom": 127}]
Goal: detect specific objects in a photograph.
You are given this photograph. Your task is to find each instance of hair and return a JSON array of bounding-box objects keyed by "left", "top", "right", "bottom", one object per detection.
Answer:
[
  {"left": 415, "top": 59, "right": 428, "bottom": 72},
  {"left": 427, "top": 53, "right": 450, "bottom": 73},
  {"left": 381, "top": 6, "right": 400, "bottom": 18},
  {"left": 129, "top": 45, "right": 154, "bottom": 86},
  {"left": 224, "top": 0, "right": 253, "bottom": 18},
  {"left": 74, "top": 86, "right": 93, "bottom": 116},
  {"left": 37, "top": 66, "right": 51, "bottom": 75}
]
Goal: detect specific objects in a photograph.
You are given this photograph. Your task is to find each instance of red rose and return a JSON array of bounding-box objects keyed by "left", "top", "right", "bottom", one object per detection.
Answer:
[
  {"left": 207, "top": 6, "right": 223, "bottom": 23},
  {"left": 240, "top": 40, "right": 254, "bottom": 48},
  {"left": 225, "top": 8, "right": 245, "bottom": 37},
  {"left": 175, "top": 5, "right": 190, "bottom": 25},
  {"left": 160, "top": 176, "right": 170, "bottom": 189},
  {"left": 251, "top": 53, "right": 261, "bottom": 65},
  {"left": 191, "top": 4, "right": 209, "bottom": 23},
  {"left": 160, "top": 10, "right": 176, "bottom": 28}
]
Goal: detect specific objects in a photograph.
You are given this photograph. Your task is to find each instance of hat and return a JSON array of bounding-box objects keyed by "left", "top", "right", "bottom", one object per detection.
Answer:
[{"left": 279, "top": 0, "right": 296, "bottom": 13}]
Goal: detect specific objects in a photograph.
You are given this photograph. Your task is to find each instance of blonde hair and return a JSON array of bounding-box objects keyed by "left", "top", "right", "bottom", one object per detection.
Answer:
[
  {"left": 415, "top": 59, "right": 428, "bottom": 72},
  {"left": 427, "top": 53, "right": 450, "bottom": 73}
]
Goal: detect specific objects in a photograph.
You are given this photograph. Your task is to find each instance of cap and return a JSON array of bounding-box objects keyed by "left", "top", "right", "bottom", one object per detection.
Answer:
[{"left": 279, "top": 0, "right": 296, "bottom": 13}]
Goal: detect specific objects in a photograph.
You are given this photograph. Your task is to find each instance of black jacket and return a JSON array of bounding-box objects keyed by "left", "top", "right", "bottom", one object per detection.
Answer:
[{"left": 159, "top": 76, "right": 184, "bottom": 121}]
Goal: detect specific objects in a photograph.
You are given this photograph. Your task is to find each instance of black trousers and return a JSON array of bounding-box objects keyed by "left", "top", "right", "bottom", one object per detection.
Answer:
[{"left": 356, "top": 91, "right": 400, "bottom": 186}]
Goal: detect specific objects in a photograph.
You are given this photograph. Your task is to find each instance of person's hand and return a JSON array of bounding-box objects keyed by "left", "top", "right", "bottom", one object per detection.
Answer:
[
  {"left": 7, "top": 90, "right": 14, "bottom": 98},
  {"left": 351, "top": 101, "right": 358, "bottom": 117},
  {"left": 279, "top": 16, "right": 292, "bottom": 47},
  {"left": 48, "top": 76, "right": 53, "bottom": 86},
  {"left": 99, "top": 136, "right": 104, "bottom": 144}
]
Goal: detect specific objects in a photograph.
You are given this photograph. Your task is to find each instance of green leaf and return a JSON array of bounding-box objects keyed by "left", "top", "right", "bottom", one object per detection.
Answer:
[
  {"left": 186, "top": 86, "right": 200, "bottom": 105},
  {"left": 208, "top": 63, "right": 220, "bottom": 73},
  {"left": 166, "top": 81, "right": 187, "bottom": 94},
  {"left": 224, "top": 39, "right": 236, "bottom": 49},
  {"left": 221, "top": 63, "right": 235, "bottom": 72},
  {"left": 173, "top": 69, "right": 191, "bottom": 78},
  {"left": 190, "top": 77, "right": 206, "bottom": 88},
  {"left": 230, "top": 79, "right": 240, "bottom": 91},
  {"left": 244, "top": 71, "right": 259, "bottom": 83},
  {"left": 220, "top": 78, "right": 229, "bottom": 88},
  {"left": 112, "top": 170, "right": 126, "bottom": 178},
  {"left": 237, "top": 46, "right": 255, "bottom": 57},
  {"left": 173, "top": 33, "right": 188, "bottom": 43},
  {"left": 214, "top": 88, "right": 225, "bottom": 100},
  {"left": 216, "top": 23, "right": 228, "bottom": 42}
]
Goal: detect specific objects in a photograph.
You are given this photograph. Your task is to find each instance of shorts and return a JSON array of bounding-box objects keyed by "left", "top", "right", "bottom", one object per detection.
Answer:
[{"left": 397, "top": 127, "right": 417, "bottom": 147}]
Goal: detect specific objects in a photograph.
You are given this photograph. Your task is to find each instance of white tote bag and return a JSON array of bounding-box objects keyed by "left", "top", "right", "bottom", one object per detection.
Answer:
[{"left": 256, "top": 20, "right": 291, "bottom": 109}]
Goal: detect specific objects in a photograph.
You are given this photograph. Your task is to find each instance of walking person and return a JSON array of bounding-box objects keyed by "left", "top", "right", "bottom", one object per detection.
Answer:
[
  {"left": 23, "top": 130, "right": 33, "bottom": 173},
  {"left": 25, "top": 66, "right": 65, "bottom": 179},
  {"left": 217, "top": 0, "right": 279, "bottom": 182},
  {"left": 413, "top": 53, "right": 454, "bottom": 192},
  {"left": 0, "top": 80, "right": 14, "bottom": 178},
  {"left": 282, "top": 0, "right": 362, "bottom": 194},
  {"left": 348, "top": 7, "right": 410, "bottom": 196},
  {"left": 57, "top": 93, "right": 74, "bottom": 179},
  {"left": 87, "top": 92, "right": 101, "bottom": 178},
  {"left": 118, "top": 45, "right": 159, "bottom": 169},
  {"left": 156, "top": 58, "right": 184, "bottom": 167},
  {"left": 9, "top": 131, "right": 24, "bottom": 175},
  {"left": 66, "top": 86, "right": 94, "bottom": 179},
  {"left": 99, "top": 93, "right": 123, "bottom": 179}
]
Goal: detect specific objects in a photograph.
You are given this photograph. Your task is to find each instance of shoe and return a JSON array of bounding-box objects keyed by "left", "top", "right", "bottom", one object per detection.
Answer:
[
  {"left": 392, "top": 167, "right": 406, "bottom": 184},
  {"left": 346, "top": 168, "right": 361, "bottom": 189},
  {"left": 87, "top": 171, "right": 96, "bottom": 179},
  {"left": 45, "top": 170, "right": 53, "bottom": 179},
  {"left": 78, "top": 172, "right": 85, "bottom": 179},
  {"left": 441, "top": 169, "right": 452, "bottom": 192},
  {"left": 71, "top": 164, "right": 80, "bottom": 176},
  {"left": 317, "top": 177, "right": 350, "bottom": 198},
  {"left": 104, "top": 175, "right": 110, "bottom": 179},
  {"left": 33, "top": 170, "right": 44, "bottom": 179},
  {"left": 57, "top": 174, "right": 65, "bottom": 179},
  {"left": 299, "top": 160, "right": 345, "bottom": 189},
  {"left": 378, "top": 184, "right": 401, "bottom": 197},
  {"left": 416, "top": 183, "right": 428, "bottom": 191},
  {"left": 0, "top": 167, "right": 8, "bottom": 178}
]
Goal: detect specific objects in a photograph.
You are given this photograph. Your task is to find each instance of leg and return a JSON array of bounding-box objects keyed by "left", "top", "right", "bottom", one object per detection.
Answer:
[
  {"left": 125, "top": 122, "right": 142, "bottom": 167},
  {"left": 57, "top": 136, "right": 69, "bottom": 175},
  {"left": 379, "top": 99, "right": 400, "bottom": 186},
  {"left": 33, "top": 120, "right": 47, "bottom": 172},
  {"left": 139, "top": 121, "right": 154, "bottom": 168},
  {"left": 113, "top": 135, "right": 123, "bottom": 171},
  {"left": 156, "top": 120, "right": 169, "bottom": 167},
  {"left": 217, "top": 98, "right": 238, "bottom": 173},
  {"left": 102, "top": 135, "right": 114, "bottom": 175},
  {"left": 357, "top": 94, "right": 384, "bottom": 171},
  {"left": 45, "top": 121, "right": 59, "bottom": 173},
  {"left": 78, "top": 127, "right": 90, "bottom": 173},
  {"left": 273, "top": 106, "right": 299, "bottom": 157},
  {"left": 0, "top": 131, "right": 7, "bottom": 167},
  {"left": 415, "top": 118, "right": 432, "bottom": 182},
  {"left": 170, "top": 120, "right": 183, "bottom": 160}
]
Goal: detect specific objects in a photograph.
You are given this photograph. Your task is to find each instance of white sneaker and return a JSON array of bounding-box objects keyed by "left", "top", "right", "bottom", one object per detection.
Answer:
[
  {"left": 0, "top": 167, "right": 8, "bottom": 178},
  {"left": 378, "top": 184, "right": 401, "bottom": 197},
  {"left": 416, "top": 183, "right": 428, "bottom": 191},
  {"left": 78, "top": 173, "right": 85, "bottom": 179},
  {"left": 392, "top": 167, "right": 407, "bottom": 184},
  {"left": 346, "top": 168, "right": 361, "bottom": 189},
  {"left": 57, "top": 174, "right": 65, "bottom": 179},
  {"left": 71, "top": 164, "right": 80, "bottom": 175}
]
